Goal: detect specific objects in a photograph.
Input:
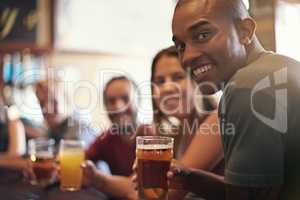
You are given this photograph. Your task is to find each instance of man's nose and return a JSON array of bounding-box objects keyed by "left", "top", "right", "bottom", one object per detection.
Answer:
[
  {"left": 114, "top": 99, "right": 128, "bottom": 111},
  {"left": 181, "top": 43, "right": 203, "bottom": 70}
]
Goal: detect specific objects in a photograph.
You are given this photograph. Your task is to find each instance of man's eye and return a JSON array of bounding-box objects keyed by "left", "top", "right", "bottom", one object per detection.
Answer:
[
  {"left": 122, "top": 96, "right": 129, "bottom": 103},
  {"left": 197, "top": 32, "right": 210, "bottom": 41},
  {"left": 154, "top": 78, "right": 164, "bottom": 86},
  {"left": 106, "top": 98, "right": 115, "bottom": 104}
]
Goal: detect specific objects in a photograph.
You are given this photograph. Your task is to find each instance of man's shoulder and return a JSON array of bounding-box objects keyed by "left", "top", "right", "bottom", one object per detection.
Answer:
[
  {"left": 251, "top": 52, "right": 300, "bottom": 70},
  {"left": 225, "top": 52, "right": 300, "bottom": 95}
]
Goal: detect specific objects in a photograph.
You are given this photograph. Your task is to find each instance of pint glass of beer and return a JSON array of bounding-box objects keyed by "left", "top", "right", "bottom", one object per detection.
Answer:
[
  {"left": 28, "top": 138, "right": 57, "bottom": 187},
  {"left": 136, "top": 136, "right": 174, "bottom": 200},
  {"left": 59, "top": 140, "right": 85, "bottom": 191}
]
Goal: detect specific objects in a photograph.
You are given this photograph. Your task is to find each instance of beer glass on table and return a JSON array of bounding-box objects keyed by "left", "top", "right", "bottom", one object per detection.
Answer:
[
  {"left": 136, "top": 136, "right": 174, "bottom": 200},
  {"left": 59, "top": 140, "right": 85, "bottom": 191},
  {"left": 28, "top": 138, "right": 57, "bottom": 187}
]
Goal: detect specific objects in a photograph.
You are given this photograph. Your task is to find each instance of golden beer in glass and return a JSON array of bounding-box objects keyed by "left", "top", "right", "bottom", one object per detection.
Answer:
[
  {"left": 136, "top": 136, "right": 174, "bottom": 200},
  {"left": 59, "top": 140, "right": 85, "bottom": 191},
  {"left": 28, "top": 138, "right": 57, "bottom": 187}
]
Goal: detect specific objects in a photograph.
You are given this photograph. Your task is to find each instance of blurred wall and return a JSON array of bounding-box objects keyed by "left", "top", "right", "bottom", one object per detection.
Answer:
[
  {"left": 48, "top": 52, "right": 153, "bottom": 133},
  {"left": 250, "top": 0, "right": 276, "bottom": 51}
]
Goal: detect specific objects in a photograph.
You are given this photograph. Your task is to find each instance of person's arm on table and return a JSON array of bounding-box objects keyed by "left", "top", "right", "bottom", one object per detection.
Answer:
[
  {"left": 82, "top": 161, "right": 137, "bottom": 200},
  {"left": 0, "top": 156, "right": 27, "bottom": 170},
  {"left": 7, "top": 117, "right": 26, "bottom": 156},
  {"left": 0, "top": 106, "right": 27, "bottom": 170}
]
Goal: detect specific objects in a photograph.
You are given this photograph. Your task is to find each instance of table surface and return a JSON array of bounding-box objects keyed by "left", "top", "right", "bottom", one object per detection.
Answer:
[{"left": 0, "top": 169, "right": 108, "bottom": 200}]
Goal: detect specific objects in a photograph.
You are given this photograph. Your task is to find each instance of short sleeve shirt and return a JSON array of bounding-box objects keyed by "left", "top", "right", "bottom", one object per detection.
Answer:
[{"left": 219, "top": 52, "right": 300, "bottom": 199}]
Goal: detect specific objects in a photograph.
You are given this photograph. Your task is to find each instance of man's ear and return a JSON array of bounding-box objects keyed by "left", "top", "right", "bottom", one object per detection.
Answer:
[{"left": 236, "top": 18, "right": 256, "bottom": 45}]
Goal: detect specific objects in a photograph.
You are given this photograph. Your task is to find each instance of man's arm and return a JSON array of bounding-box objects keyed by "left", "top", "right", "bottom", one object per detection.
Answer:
[
  {"left": 169, "top": 167, "right": 225, "bottom": 200},
  {"left": 94, "top": 173, "right": 137, "bottom": 200},
  {"left": 82, "top": 161, "right": 137, "bottom": 200},
  {"left": 0, "top": 156, "right": 27, "bottom": 170},
  {"left": 5, "top": 105, "right": 26, "bottom": 157},
  {"left": 168, "top": 112, "right": 224, "bottom": 200},
  {"left": 170, "top": 167, "right": 281, "bottom": 200},
  {"left": 226, "top": 184, "right": 281, "bottom": 200},
  {"left": 7, "top": 118, "right": 26, "bottom": 156}
]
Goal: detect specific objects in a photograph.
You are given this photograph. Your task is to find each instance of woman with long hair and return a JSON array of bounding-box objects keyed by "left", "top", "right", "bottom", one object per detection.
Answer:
[
  {"left": 151, "top": 46, "right": 220, "bottom": 158},
  {"left": 149, "top": 46, "right": 223, "bottom": 199}
]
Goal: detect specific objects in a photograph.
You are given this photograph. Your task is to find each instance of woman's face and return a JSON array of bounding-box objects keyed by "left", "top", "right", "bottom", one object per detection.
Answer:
[{"left": 153, "top": 55, "right": 195, "bottom": 118}]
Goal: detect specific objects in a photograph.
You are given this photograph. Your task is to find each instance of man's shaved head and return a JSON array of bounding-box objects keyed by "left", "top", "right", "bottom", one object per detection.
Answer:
[
  {"left": 172, "top": 0, "right": 259, "bottom": 94},
  {"left": 176, "top": 0, "right": 249, "bottom": 22}
]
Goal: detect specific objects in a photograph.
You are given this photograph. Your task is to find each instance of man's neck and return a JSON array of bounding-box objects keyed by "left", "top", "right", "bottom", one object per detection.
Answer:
[
  {"left": 245, "top": 37, "right": 266, "bottom": 66},
  {"left": 111, "top": 122, "right": 137, "bottom": 143},
  {"left": 120, "top": 134, "right": 135, "bottom": 144}
]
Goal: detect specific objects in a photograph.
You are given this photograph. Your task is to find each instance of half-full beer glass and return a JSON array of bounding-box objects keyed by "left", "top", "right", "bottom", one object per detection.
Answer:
[
  {"left": 136, "top": 136, "right": 174, "bottom": 200},
  {"left": 28, "top": 138, "right": 57, "bottom": 187},
  {"left": 59, "top": 140, "right": 85, "bottom": 191}
]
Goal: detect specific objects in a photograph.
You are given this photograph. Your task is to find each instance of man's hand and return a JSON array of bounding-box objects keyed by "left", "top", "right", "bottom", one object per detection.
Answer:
[
  {"left": 23, "top": 158, "right": 58, "bottom": 185},
  {"left": 131, "top": 159, "right": 138, "bottom": 190},
  {"left": 168, "top": 159, "right": 191, "bottom": 190},
  {"left": 131, "top": 158, "right": 190, "bottom": 191},
  {"left": 22, "top": 159, "right": 36, "bottom": 182},
  {"left": 81, "top": 160, "right": 99, "bottom": 187}
]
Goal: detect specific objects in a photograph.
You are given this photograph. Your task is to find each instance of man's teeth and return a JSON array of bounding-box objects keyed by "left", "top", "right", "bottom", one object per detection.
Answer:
[{"left": 192, "top": 65, "right": 212, "bottom": 76}]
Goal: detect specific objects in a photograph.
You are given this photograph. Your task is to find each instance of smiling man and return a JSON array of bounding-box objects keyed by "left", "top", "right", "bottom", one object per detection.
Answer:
[{"left": 169, "top": 0, "right": 300, "bottom": 199}]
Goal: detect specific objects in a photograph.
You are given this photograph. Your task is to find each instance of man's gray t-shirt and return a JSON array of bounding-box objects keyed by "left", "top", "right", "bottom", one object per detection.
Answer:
[{"left": 219, "top": 52, "right": 300, "bottom": 199}]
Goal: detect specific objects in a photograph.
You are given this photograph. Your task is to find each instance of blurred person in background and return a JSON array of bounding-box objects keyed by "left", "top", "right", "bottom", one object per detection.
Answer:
[
  {"left": 23, "top": 80, "right": 96, "bottom": 183},
  {"left": 82, "top": 76, "right": 153, "bottom": 199},
  {"left": 23, "top": 81, "right": 96, "bottom": 180},
  {"left": 33, "top": 81, "right": 96, "bottom": 147}
]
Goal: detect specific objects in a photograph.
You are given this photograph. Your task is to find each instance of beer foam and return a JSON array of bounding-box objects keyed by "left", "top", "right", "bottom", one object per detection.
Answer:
[
  {"left": 35, "top": 152, "right": 54, "bottom": 158},
  {"left": 137, "top": 144, "right": 172, "bottom": 150}
]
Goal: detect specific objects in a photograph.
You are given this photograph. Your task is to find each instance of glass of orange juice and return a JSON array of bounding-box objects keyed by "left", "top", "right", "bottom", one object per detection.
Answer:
[{"left": 59, "top": 140, "right": 85, "bottom": 191}]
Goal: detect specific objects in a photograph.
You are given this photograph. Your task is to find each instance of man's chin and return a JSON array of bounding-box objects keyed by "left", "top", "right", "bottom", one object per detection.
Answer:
[{"left": 192, "top": 77, "right": 220, "bottom": 95}]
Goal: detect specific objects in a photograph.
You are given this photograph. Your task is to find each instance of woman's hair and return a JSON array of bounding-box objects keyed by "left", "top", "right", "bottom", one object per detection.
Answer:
[
  {"left": 150, "top": 46, "right": 217, "bottom": 128},
  {"left": 151, "top": 46, "right": 179, "bottom": 125}
]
